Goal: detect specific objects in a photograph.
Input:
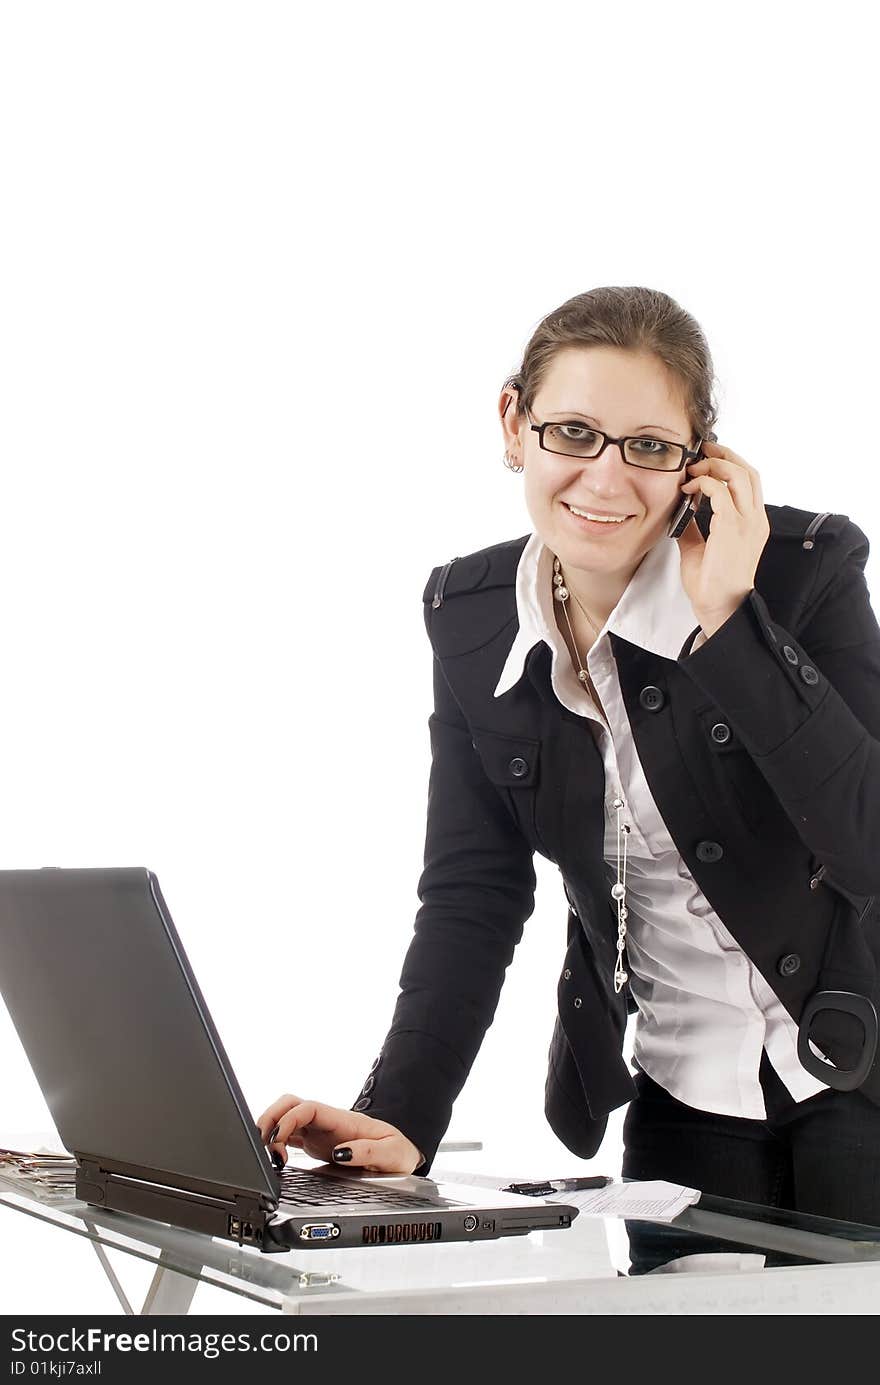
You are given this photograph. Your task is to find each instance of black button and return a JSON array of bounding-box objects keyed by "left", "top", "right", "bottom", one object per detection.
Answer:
[
  {"left": 573, "top": 997, "right": 582, "bottom": 1009},
  {"left": 563, "top": 968, "right": 571, "bottom": 980},
  {"left": 509, "top": 757, "right": 529, "bottom": 778},
  {"left": 696, "top": 840, "right": 724, "bottom": 862},
  {"left": 639, "top": 685, "right": 665, "bottom": 711},
  {"left": 777, "top": 953, "right": 801, "bottom": 977},
  {"left": 710, "top": 722, "right": 731, "bottom": 744},
  {"left": 353, "top": 1096, "right": 372, "bottom": 1111},
  {"left": 361, "top": 1075, "right": 375, "bottom": 1094},
  {"left": 370, "top": 1055, "right": 381, "bottom": 1072},
  {"left": 783, "top": 645, "right": 799, "bottom": 665},
  {"left": 800, "top": 665, "right": 819, "bottom": 685}
]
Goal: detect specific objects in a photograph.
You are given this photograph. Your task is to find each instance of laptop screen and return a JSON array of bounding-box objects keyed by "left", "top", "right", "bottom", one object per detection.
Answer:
[{"left": 0, "top": 867, "right": 276, "bottom": 1200}]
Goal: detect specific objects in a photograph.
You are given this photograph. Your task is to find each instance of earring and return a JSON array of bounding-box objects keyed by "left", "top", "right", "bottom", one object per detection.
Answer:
[{"left": 504, "top": 452, "right": 524, "bottom": 472}]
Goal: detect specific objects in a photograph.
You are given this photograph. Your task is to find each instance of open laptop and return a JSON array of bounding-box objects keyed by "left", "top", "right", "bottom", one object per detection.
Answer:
[{"left": 0, "top": 867, "right": 578, "bottom": 1253}]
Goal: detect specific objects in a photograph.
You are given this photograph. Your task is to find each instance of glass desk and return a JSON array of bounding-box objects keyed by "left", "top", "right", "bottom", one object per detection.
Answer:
[{"left": 3, "top": 1158, "right": 880, "bottom": 1316}]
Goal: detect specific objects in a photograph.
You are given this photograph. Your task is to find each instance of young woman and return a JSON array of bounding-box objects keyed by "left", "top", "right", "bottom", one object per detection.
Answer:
[{"left": 258, "top": 286, "right": 880, "bottom": 1272}]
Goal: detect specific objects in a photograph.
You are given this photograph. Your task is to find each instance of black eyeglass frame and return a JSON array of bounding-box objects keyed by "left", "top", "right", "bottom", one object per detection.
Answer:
[{"left": 523, "top": 402, "right": 705, "bottom": 473}]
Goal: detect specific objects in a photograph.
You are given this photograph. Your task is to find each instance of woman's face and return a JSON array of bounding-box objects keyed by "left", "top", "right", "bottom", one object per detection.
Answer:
[{"left": 501, "top": 345, "right": 697, "bottom": 586}]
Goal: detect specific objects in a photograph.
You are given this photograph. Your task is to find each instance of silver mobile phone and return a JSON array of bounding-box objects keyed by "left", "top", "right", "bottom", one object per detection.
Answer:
[
  {"left": 667, "top": 492, "right": 697, "bottom": 539},
  {"left": 668, "top": 433, "right": 713, "bottom": 539}
]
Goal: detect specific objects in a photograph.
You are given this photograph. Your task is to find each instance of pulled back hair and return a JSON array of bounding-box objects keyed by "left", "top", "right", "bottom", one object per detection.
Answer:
[{"left": 504, "top": 286, "right": 719, "bottom": 446}]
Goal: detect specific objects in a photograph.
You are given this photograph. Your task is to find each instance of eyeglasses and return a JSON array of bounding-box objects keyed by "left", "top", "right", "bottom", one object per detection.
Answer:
[{"left": 525, "top": 405, "right": 703, "bottom": 473}]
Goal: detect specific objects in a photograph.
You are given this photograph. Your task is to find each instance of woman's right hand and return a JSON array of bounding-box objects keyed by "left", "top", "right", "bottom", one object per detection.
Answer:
[{"left": 256, "top": 1093, "right": 425, "bottom": 1174}]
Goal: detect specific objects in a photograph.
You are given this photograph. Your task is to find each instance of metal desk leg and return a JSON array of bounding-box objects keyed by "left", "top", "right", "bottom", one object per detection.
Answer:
[
  {"left": 83, "top": 1222, "right": 201, "bottom": 1316},
  {"left": 140, "top": 1251, "right": 201, "bottom": 1316},
  {"left": 86, "top": 1233, "right": 136, "bottom": 1315}
]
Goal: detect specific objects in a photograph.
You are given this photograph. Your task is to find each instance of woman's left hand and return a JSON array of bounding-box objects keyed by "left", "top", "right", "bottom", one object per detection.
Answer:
[{"left": 675, "top": 438, "right": 771, "bottom": 634}]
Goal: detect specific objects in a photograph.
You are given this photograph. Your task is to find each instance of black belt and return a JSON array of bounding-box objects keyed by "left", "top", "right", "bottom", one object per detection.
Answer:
[{"left": 797, "top": 990, "right": 879, "bottom": 1090}]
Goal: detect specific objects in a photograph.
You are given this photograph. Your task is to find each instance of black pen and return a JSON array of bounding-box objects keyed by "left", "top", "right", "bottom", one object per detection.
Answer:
[{"left": 501, "top": 1175, "right": 612, "bottom": 1196}]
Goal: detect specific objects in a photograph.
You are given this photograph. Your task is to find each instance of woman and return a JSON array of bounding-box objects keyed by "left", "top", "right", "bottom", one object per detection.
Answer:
[{"left": 259, "top": 286, "right": 880, "bottom": 1272}]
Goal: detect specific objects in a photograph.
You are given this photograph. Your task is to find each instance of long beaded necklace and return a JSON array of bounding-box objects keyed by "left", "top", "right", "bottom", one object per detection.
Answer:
[{"left": 552, "top": 555, "right": 630, "bottom": 994}]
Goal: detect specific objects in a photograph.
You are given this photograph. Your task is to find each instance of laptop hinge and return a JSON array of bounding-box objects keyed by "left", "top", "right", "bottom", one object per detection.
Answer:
[{"left": 75, "top": 1157, "right": 279, "bottom": 1250}]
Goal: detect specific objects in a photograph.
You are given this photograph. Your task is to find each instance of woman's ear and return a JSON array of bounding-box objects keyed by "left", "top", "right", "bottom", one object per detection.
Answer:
[
  {"left": 500, "top": 380, "right": 520, "bottom": 418},
  {"left": 499, "top": 383, "right": 522, "bottom": 457}
]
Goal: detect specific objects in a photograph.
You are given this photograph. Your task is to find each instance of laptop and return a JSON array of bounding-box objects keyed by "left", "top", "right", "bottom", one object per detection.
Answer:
[{"left": 0, "top": 867, "right": 578, "bottom": 1252}]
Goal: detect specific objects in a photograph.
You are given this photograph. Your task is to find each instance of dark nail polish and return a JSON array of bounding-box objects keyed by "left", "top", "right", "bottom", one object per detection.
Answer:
[
  {"left": 271, "top": 1152, "right": 285, "bottom": 1171},
  {"left": 332, "top": 1147, "right": 352, "bottom": 1162},
  {"left": 268, "top": 1125, "right": 280, "bottom": 1144}
]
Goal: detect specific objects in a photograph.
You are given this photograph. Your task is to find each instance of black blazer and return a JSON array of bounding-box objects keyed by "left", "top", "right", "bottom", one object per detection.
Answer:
[{"left": 351, "top": 498, "right": 880, "bottom": 1175}]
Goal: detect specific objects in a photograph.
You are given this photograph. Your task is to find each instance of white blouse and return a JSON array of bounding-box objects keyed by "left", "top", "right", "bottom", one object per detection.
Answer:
[{"left": 493, "top": 530, "right": 828, "bottom": 1119}]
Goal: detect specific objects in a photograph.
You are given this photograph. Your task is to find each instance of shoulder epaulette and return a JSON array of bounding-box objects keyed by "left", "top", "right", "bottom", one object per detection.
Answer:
[{"left": 422, "top": 536, "right": 528, "bottom": 609}]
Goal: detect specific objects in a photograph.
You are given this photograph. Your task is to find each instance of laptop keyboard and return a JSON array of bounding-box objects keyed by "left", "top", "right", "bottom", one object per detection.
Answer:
[{"left": 277, "top": 1166, "right": 444, "bottom": 1210}]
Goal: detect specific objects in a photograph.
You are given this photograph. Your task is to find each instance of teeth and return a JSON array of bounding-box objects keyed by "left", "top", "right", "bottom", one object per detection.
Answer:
[{"left": 567, "top": 504, "right": 628, "bottom": 523}]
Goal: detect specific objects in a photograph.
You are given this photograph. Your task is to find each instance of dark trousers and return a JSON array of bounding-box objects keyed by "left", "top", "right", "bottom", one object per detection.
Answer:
[{"left": 621, "top": 1052, "right": 880, "bottom": 1274}]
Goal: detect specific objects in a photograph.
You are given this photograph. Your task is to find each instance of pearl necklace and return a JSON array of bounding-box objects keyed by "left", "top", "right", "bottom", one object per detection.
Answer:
[{"left": 552, "top": 555, "right": 630, "bottom": 994}]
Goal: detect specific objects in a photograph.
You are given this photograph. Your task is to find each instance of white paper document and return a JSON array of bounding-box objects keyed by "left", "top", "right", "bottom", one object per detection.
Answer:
[
  {"left": 0, "top": 1132, "right": 76, "bottom": 1200},
  {"left": 548, "top": 1180, "right": 701, "bottom": 1223}
]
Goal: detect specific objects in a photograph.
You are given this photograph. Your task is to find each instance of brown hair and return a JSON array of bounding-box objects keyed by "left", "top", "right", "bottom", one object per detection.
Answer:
[{"left": 504, "top": 286, "right": 719, "bottom": 446}]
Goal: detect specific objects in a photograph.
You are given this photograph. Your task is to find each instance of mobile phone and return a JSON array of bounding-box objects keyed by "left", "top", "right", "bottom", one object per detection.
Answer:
[
  {"left": 667, "top": 491, "right": 697, "bottom": 540},
  {"left": 667, "top": 434, "right": 712, "bottom": 539}
]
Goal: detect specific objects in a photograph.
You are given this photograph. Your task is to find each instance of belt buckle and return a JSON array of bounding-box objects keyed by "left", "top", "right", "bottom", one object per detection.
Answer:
[{"left": 796, "top": 990, "right": 879, "bottom": 1090}]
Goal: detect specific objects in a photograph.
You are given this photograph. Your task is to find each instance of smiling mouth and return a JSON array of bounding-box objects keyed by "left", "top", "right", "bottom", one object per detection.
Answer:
[{"left": 562, "top": 501, "right": 635, "bottom": 524}]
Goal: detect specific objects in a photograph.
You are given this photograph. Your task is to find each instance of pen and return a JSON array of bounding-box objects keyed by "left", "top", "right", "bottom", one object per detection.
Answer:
[{"left": 501, "top": 1175, "right": 612, "bottom": 1196}]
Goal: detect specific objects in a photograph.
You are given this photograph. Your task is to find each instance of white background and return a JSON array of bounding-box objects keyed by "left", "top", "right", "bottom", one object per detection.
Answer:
[{"left": 1, "top": 0, "right": 878, "bottom": 1313}]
